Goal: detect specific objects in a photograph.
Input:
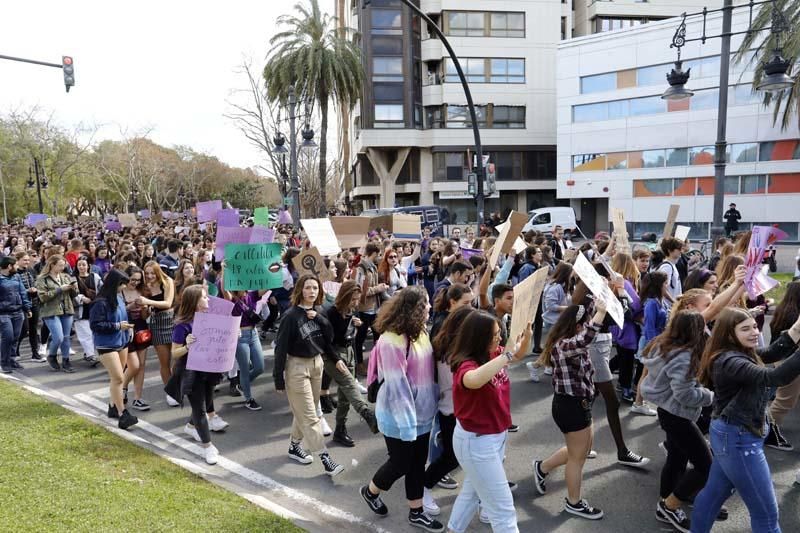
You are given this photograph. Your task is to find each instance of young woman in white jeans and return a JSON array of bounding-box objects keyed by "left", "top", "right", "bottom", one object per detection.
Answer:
[{"left": 447, "top": 310, "right": 530, "bottom": 532}]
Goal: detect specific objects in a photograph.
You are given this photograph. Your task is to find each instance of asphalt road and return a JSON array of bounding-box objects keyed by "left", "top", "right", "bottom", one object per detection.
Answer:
[{"left": 9, "top": 326, "right": 800, "bottom": 533}]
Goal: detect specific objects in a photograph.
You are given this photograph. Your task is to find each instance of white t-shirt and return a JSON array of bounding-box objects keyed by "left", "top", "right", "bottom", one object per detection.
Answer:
[{"left": 658, "top": 260, "right": 682, "bottom": 304}]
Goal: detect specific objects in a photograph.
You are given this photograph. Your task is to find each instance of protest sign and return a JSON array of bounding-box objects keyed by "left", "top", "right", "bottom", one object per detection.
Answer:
[
  {"left": 104, "top": 214, "right": 116, "bottom": 222},
  {"left": 278, "top": 209, "right": 293, "bottom": 225},
  {"left": 215, "top": 226, "right": 275, "bottom": 260},
  {"left": 224, "top": 243, "right": 284, "bottom": 291},
  {"left": 331, "top": 216, "right": 370, "bottom": 249},
  {"left": 186, "top": 312, "right": 241, "bottom": 373},
  {"left": 54, "top": 227, "right": 72, "bottom": 240},
  {"left": 138, "top": 209, "right": 151, "bottom": 219},
  {"left": 611, "top": 208, "right": 630, "bottom": 254},
  {"left": 674, "top": 225, "right": 691, "bottom": 242},
  {"left": 105, "top": 221, "right": 122, "bottom": 232},
  {"left": 254, "top": 207, "right": 270, "bottom": 227},
  {"left": 511, "top": 237, "right": 527, "bottom": 255},
  {"left": 393, "top": 214, "right": 421, "bottom": 241},
  {"left": 207, "top": 295, "right": 235, "bottom": 316},
  {"left": 292, "top": 247, "right": 332, "bottom": 281},
  {"left": 216, "top": 208, "right": 239, "bottom": 228},
  {"left": 196, "top": 200, "right": 222, "bottom": 223},
  {"left": 34, "top": 220, "right": 52, "bottom": 231},
  {"left": 119, "top": 213, "right": 137, "bottom": 228},
  {"left": 508, "top": 267, "right": 549, "bottom": 343},
  {"left": 161, "top": 211, "right": 173, "bottom": 220},
  {"left": 662, "top": 204, "right": 680, "bottom": 239},
  {"left": 572, "top": 253, "right": 624, "bottom": 327},
  {"left": 368, "top": 214, "right": 393, "bottom": 232},
  {"left": 460, "top": 247, "right": 482, "bottom": 261},
  {"left": 300, "top": 218, "right": 341, "bottom": 256},
  {"left": 489, "top": 211, "right": 528, "bottom": 268},
  {"left": 744, "top": 225, "right": 787, "bottom": 298},
  {"left": 151, "top": 212, "right": 163, "bottom": 223},
  {"left": 24, "top": 213, "right": 48, "bottom": 227}
]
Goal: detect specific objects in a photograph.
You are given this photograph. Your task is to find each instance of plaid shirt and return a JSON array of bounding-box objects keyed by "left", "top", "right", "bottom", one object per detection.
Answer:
[
  {"left": 551, "top": 322, "right": 600, "bottom": 398},
  {"left": 18, "top": 268, "right": 39, "bottom": 307}
]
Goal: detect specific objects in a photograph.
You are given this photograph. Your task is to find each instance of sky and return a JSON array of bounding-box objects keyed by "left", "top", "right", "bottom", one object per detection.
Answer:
[{"left": 0, "top": 0, "right": 337, "bottom": 171}]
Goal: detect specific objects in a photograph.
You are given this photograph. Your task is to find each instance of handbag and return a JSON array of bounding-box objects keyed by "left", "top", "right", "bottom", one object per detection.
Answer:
[
  {"left": 367, "top": 337, "right": 410, "bottom": 403},
  {"left": 134, "top": 328, "right": 153, "bottom": 346}
]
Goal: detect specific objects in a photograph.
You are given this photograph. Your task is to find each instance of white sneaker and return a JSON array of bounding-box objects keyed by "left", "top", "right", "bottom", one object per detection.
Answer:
[
  {"left": 320, "top": 416, "right": 332, "bottom": 437},
  {"left": 422, "top": 488, "right": 440, "bottom": 516},
  {"left": 204, "top": 444, "right": 219, "bottom": 465},
  {"left": 165, "top": 394, "right": 180, "bottom": 407},
  {"left": 586, "top": 449, "right": 598, "bottom": 459},
  {"left": 479, "top": 508, "right": 490, "bottom": 524},
  {"left": 357, "top": 381, "right": 368, "bottom": 394},
  {"left": 631, "top": 403, "right": 657, "bottom": 416},
  {"left": 543, "top": 366, "right": 553, "bottom": 376},
  {"left": 69, "top": 348, "right": 76, "bottom": 355},
  {"left": 37, "top": 345, "right": 46, "bottom": 357},
  {"left": 183, "top": 423, "right": 201, "bottom": 442},
  {"left": 208, "top": 415, "right": 229, "bottom": 432},
  {"left": 525, "top": 361, "right": 540, "bottom": 383}
]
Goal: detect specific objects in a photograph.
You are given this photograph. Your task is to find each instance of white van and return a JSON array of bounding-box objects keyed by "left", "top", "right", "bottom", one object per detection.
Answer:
[{"left": 522, "top": 207, "right": 578, "bottom": 235}]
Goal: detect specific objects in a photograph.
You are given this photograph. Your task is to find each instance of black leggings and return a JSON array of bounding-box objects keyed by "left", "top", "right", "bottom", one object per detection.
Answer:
[
  {"left": 354, "top": 312, "right": 379, "bottom": 365},
  {"left": 372, "top": 432, "right": 430, "bottom": 501},
  {"left": 187, "top": 376, "right": 216, "bottom": 444},
  {"left": 17, "top": 306, "right": 40, "bottom": 356},
  {"left": 616, "top": 346, "right": 637, "bottom": 390},
  {"left": 424, "top": 414, "right": 459, "bottom": 489},
  {"left": 657, "top": 408, "right": 712, "bottom": 501}
]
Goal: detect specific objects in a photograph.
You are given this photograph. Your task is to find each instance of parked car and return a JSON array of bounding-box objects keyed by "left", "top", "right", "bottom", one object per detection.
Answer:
[{"left": 522, "top": 207, "right": 578, "bottom": 235}]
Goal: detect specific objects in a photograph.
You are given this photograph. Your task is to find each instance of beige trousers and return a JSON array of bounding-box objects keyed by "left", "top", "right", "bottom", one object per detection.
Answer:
[
  {"left": 286, "top": 354, "right": 325, "bottom": 453},
  {"left": 770, "top": 373, "right": 800, "bottom": 425}
]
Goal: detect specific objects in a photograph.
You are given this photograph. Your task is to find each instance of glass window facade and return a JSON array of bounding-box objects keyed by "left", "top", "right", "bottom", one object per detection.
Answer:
[
  {"left": 580, "top": 72, "right": 616, "bottom": 94},
  {"left": 489, "top": 12, "right": 525, "bottom": 37},
  {"left": 446, "top": 105, "right": 487, "bottom": 128},
  {"left": 492, "top": 106, "right": 525, "bottom": 128},
  {"left": 445, "top": 11, "right": 525, "bottom": 37},
  {"left": 447, "top": 12, "right": 485, "bottom": 36},
  {"left": 490, "top": 59, "right": 525, "bottom": 83},
  {"left": 373, "top": 57, "right": 403, "bottom": 82},
  {"left": 371, "top": 9, "right": 402, "bottom": 35},
  {"left": 729, "top": 143, "right": 758, "bottom": 163},
  {"left": 374, "top": 104, "right": 404, "bottom": 128}
]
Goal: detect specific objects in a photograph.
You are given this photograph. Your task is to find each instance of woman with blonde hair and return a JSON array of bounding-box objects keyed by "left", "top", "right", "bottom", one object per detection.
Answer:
[
  {"left": 140, "top": 261, "right": 178, "bottom": 406},
  {"left": 35, "top": 254, "right": 79, "bottom": 372}
]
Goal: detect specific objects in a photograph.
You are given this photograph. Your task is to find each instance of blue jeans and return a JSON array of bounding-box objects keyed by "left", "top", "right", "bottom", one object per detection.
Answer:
[
  {"left": 0, "top": 312, "right": 24, "bottom": 366},
  {"left": 448, "top": 422, "right": 517, "bottom": 533},
  {"left": 427, "top": 411, "right": 443, "bottom": 464},
  {"left": 44, "top": 314, "right": 74, "bottom": 360},
  {"left": 691, "top": 419, "right": 779, "bottom": 533},
  {"left": 234, "top": 328, "right": 264, "bottom": 400}
]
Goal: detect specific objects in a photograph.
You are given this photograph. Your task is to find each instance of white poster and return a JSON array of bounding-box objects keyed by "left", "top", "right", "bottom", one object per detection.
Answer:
[
  {"left": 300, "top": 218, "right": 341, "bottom": 257},
  {"left": 675, "top": 225, "right": 691, "bottom": 242},
  {"left": 572, "top": 253, "right": 624, "bottom": 328}
]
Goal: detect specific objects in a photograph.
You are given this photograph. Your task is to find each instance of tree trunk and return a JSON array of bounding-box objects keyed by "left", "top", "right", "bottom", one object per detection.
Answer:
[{"left": 318, "top": 95, "right": 329, "bottom": 217}]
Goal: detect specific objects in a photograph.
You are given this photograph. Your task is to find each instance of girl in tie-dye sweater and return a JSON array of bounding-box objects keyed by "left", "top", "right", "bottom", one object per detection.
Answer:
[{"left": 361, "top": 286, "right": 443, "bottom": 531}]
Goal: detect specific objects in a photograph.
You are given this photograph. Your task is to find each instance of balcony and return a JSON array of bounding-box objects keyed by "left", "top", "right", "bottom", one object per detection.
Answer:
[{"left": 421, "top": 39, "right": 445, "bottom": 62}]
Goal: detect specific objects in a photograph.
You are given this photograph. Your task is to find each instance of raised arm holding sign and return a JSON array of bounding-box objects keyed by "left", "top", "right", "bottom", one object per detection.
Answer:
[
  {"left": 572, "top": 253, "right": 625, "bottom": 327},
  {"left": 508, "top": 267, "right": 549, "bottom": 342}
]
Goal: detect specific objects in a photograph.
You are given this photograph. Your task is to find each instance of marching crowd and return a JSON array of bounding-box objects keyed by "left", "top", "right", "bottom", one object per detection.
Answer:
[{"left": 1, "top": 214, "right": 799, "bottom": 533}]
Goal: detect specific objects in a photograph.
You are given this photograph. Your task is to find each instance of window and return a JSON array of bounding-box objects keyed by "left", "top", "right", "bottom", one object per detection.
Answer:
[
  {"left": 666, "top": 148, "right": 688, "bottom": 167},
  {"left": 690, "top": 146, "right": 715, "bottom": 165},
  {"left": 724, "top": 176, "right": 740, "bottom": 194},
  {"left": 729, "top": 143, "right": 758, "bottom": 163},
  {"left": 445, "top": 58, "right": 485, "bottom": 83},
  {"left": 606, "top": 152, "right": 628, "bottom": 170},
  {"left": 495, "top": 152, "right": 523, "bottom": 180},
  {"left": 433, "top": 152, "right": 467, "bottom": 181},
  {"left": 732, "top": 84, "right": 762, "bottom": 106},
  {"left": 425, "top": 106, "right": 443, "bottom": 129},
  {"left": 374, "top": 104, "right": 404, "bottom": 128},
  {"left": 629, "top": 96, "right": 664, "bottom": 116},
  {"left": 572, "top": 154, "right": 607, "bottom": 172},
  {"left": 642, "top": 149, "right": 666, "bottom": 168},
  {"left": 492, "top": 106, "right": 525, "bottom": 128},
  {"left": 446, "top": 105, "right": 487, "bottom": 128},
  {"left": 489, "top": 12, "right": 525, "bottom": 37},
  {"left": 637, "top": 64, "right": 668, "bottom": 87},
  {"left": 573, "top": 102, "right": 608, "bottom": 122},
  {"left": 373, "top": 82, "right": 403, "bottom": 101},
  {"left": 371, "top": 35, "right": 403, "bottom": 55},
  {"left": 759, "top": 140, "right": 800, "bottom": 161},
  {"left": 580, "top": 72, "right": 616, "bottom": 94},
  {"left": 768, "top": 173, "right": 800, "bottom": 193},
  {"left": 741, "top": 175, "right": 767, "bottom": 194},
  {"left": 490, "top": 59, "right": 525, "bottom": 83},
  {"left": 447, "top": 12, "right": 485, "bottom": 36},
  {"left": 690, "top": 88, "right": 719, "bottom": 111},
  {"left": 531, "top": 212, "right": 551, "bottom": 224},
  {"left": 371, "top": 9, "right": 402, "bottom": 35},
  {"left": 696, "top": 177, "right": 715, "bottom": 195},
  {"left": 608, "top": 100, "right": 629, "bottom": 120},
  {"left": 634, "top": 178, "right": 675, "bottom": 197},
  {"left": 373, "top": 57, "right": 403, "bottom": 82}
]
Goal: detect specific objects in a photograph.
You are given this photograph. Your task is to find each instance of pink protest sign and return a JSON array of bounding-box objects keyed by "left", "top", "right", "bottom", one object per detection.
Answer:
[
  {"left": 186, "top": 312, "right": 241, "bottom": 373},
  {"left": 744, "top": 225, "right": 787, "bottom": 298},
  {"left": 207, "top": 295, "right": 234, "bottom": 316},
  {"left": 278, "top": 208, "right": 293, "bottom": 225},
  {"left": 216, "top": 208, "right": 239, "bottom": 228},
  {"left": 196, "top": 200, "right": 223, "bottom": 223},
  {"left": 215, "top": 225, "right": 275, "bottom": 260}
]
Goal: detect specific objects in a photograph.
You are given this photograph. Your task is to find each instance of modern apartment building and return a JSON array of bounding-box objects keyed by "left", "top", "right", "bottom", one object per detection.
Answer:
[
  {"left": 571, "top": 0, "right": 717, "bottom": 38},
  {"left": 557, "top": 8, "right": 800, "bottom": 239}
]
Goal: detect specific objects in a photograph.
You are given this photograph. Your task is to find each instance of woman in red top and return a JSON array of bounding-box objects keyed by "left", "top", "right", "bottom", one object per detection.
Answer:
[{"left": 446, "top": 310, "right": 530, "bottom": 533}]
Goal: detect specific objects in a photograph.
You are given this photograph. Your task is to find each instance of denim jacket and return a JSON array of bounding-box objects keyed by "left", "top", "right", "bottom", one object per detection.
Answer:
[{"left": 0, "top": 273, "right": 31, "bottom": 315}]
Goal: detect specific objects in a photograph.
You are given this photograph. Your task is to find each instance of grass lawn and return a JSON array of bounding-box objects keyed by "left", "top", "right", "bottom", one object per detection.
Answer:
[
  {"left": 765, "top": 272, "right": 794, "bottom": 305},
  {"left": 0, "top": 379, "right": 304, "bottom": 533}
]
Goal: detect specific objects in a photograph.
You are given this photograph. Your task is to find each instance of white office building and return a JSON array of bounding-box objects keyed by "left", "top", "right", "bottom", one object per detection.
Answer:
[{"left": 557, "top": 8, "right": 800, "bottom": 239}]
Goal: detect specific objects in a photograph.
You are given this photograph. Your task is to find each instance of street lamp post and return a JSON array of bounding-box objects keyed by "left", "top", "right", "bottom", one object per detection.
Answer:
[
  {"left": 27, "top": 158, "right": 48, "bottom": 214},
  {"left": 663, "top": 0, "right": 793, "bottom": 242}
]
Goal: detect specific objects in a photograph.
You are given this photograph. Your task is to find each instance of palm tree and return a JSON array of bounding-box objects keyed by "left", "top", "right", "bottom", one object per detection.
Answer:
[
  {"left": 264, "top": 0, "right": 363, "bottom": 216},
  {"left": 736, "top": 0, "right": 799, "bottom": 130}
]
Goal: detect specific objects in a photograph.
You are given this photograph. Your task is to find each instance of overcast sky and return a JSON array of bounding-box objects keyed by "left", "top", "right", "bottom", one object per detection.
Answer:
[{"left": 0, "top": 0, "right": 336, "bottom": 171}]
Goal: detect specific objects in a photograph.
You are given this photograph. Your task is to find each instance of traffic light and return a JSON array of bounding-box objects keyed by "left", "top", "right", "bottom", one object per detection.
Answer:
[
  {"left": 467, "top": 172, "right": 477, "bottom": 198},
  {"left": 62, "top": 56, "right": 74, "bottom": 92}
]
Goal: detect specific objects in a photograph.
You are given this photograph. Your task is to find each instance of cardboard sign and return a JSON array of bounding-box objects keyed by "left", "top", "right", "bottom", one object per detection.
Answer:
[
  {"left": 53, "top": 216, "right": 67, "bottom": 224},
  {"left": 186, "top": 312, "right": 241, "bottom": 373},
  {"left": 151, "top": 212, "right": 163, "bottom": 223},
  {"left": 744, "top": 225, "right": 787, "bottom": 298},
  {"left": 300, "top": 218, "right": 341, "bottom": 256},
  {"left": 331, "top": 216, "right": 371, "bottom": 249},
  {"left": 572, "top": 253, "right": 624, "bottom": 328},
  {"left": 392, "top": 214, "right": 421, "bottom": 241},
  {"left": 489, "top": 211, "right": 528, "bottom": 268},
  {"left": 34, "top": 220, "right": 52, "bottom": 231},
  {"left": 207, "top": 295, "right": 235, "bottom": 315},
  {"left": 508, "top": 266, "right": 549, "bottom": 343},
  {"left": 216, "top": 209, "right": 239, "bottom": 228},
  {"left": 119, "top": 213, "right": 137, "bottom": 228},
  {"left": 674, "top": 225, "right": 691, "bottom": 242},
  {"left": 253, "top": 207, "right": 270, "bottom": 227},
  {"left": 662, "top": 204, "right": 680, "bottom": 239},
  {"left": 196, "top": 200, "right": 222, "bottom": 223},
  {"left": 215, "top": 226, "right": 275, "bottom": 260},
  {"left": 610, "top": 207, "right": 630, "bottom": 255},
  {"left": 368, "top": 214, "right": 393, "bottom": 232},
  {"left": 292, "top": 247, "right": 332, "bottom": 281},
  {"left": 223, "top": 243, "right": 284, "bottom": 291}
]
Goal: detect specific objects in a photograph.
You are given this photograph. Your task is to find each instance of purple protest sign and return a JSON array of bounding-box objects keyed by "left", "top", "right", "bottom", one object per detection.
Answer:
[
  {"left": 186, "top": 312, "right": 241, "bottom": 373},
  {"left": 139, "top": 209, "right": 151, "bottom": 219},
  {"left": 216, "top": 208, "right": 240, "bottom": 228},
  {"left": 196, "top": 200, "right": 223, "bottom": 223},
  {"left": 24, "top": 214, "right": 48, "bottom": 227},
  {"left": 105, "top": 221, "right": 122, "bottom": 232},
  {"left": 54, "top": 227, "right": 72, "bottom": 239},
  {"left": 215, "top": 225, "right": 275, "bottom": 260},
  {"left": 161, "top": 211, "right": 173, "bottom": 220},
  {"left": 460, "top": 247, "right": 483, "bottom": 261},
  {"left": 278, "top": 209, "right": 293, "bottom": 225},
  {"left": 207, "top": 295, "right": 234, "bottom": 315},
  {"left": 744, "top": 225, "right": 788, "bottom": 298}
]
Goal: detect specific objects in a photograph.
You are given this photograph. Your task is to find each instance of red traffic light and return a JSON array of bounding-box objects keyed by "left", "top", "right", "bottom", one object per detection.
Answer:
[{"left": 62, "top": 56, "right": 73, "bottom": 65}]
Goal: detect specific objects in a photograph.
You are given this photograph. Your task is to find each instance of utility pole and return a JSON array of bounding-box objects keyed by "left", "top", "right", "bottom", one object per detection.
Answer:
[
  {"left": 711, "top": 0, "right": 733, "bottom": 243},
  {"left": 288, "top": 86, "right": 301, "bottom": 224},
  {"left": 33, "top": 158, "right": 45, "bottom": 213}
]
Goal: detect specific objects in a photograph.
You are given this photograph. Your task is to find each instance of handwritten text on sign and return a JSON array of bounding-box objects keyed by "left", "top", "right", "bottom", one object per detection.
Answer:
[
  {"left": 186, "top": 312, "right": 241, "bottom": 373},
  {"left": 224, "top": 243, "right": 284, "bottom": 291}
]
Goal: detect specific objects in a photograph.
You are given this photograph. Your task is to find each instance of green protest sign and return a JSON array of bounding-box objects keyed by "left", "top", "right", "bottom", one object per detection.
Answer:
[
  {"left": 223, "top": 243, "right": 283, "bottom": 291},
  {"left": 253, "top": 207, "right": 270, "bottom": 226}
]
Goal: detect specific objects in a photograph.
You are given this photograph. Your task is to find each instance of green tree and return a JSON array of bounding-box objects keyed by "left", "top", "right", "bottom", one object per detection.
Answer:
[
  {"left": 263, "top": 0, "right": 363, "bottom": 216},
  {"left": 736, "top": 0, "right": 800, "bottom": 130}
]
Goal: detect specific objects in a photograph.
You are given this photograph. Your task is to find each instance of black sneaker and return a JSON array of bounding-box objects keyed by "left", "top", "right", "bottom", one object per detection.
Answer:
[
  {"left": 564, "top": 498, "right": 603, "bottom": 520},
  {"left": 657, "top": 500, "right": 690, "bottom": 533},
  {"left": 244, "top": 398, "right": 262, "bottom": 411},
  {"left": 47, "top": 356, "right": 60, "bottom": 371},
  {"left": 229, "top": 377, "right": 241, "bottom": 397},
  {"left": 0, "top": 365, "right": 11, "bottom": 374},
  {"left": 617, "top": 450, "right": 650, "bottom": 469},
  {"left": 10, "top": 360, "right": 24, "bottom": 370},
  {"left": 437, "top": 474, "right": 459, "bottom": 489},
  {"left": 320, "top": 452, "right": 344, "bottom": 477},
  {"left": 360, "top": 485, "right": 388, "bottom": 516},
  {"left": 123, "top": 389, "right": 128, "bottom": 405},
  {"left": 320, "top": 394, "right": 334, "bottom": 414},
  {"left": 766, "top": 422, "right": 793, "bottom": 451},
  {"left": 288, "top": 441, "right": 313, "bottom": 464},
  {"left": 408, "top": 509, "right": 444, "bottom": 532},
  {"left": 621, "top": 389, "right": 635, "bottom": 403},
  {"left": 61, "top": 359, "right": 75, "bottom": 373},
  {"left": 533, "top": 460, "right": 547, "bottom": 495},
  {"left": 507, "top": 424, "right": 519, "bottom": 433},
  {"left": 107, "top": 404, "right": 119, "bottom": 419},
  {"left": 508, "top": 481, "right": 518, "bottom": 492},
  {"left": 131, "top": 399, "right": 151, "bottom": 411},
  {"left": 118, "top": 409, "right": 139, "bottom": 430}
]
